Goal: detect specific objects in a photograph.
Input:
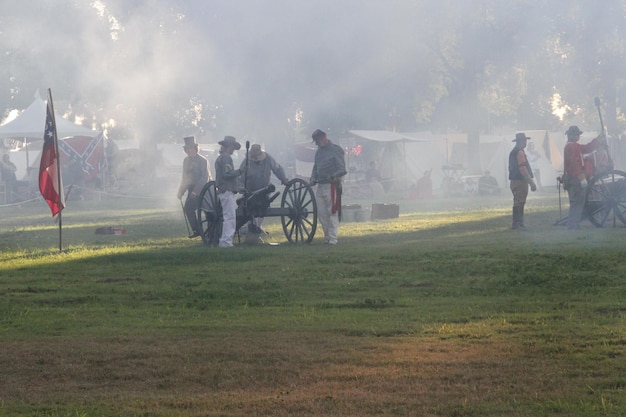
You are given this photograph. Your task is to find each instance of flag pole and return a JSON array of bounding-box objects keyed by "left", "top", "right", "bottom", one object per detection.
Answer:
[
  {"left": 48, "top": 89, "right": 63, "bottom": 251},
  {"left": 37, "top": 88, "right": 66, "bottom": 251}
]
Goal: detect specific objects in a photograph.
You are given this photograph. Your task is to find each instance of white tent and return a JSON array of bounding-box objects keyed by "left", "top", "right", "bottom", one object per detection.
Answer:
[
  {"left": 0, "top": 96, "right": 99, "bottom": 140},
  {"left": 0, "top": 96, "right": 101, "bottom": 181},
  {"left": 448, "top": 130, "right": 560, "bottom": 190},
  {"left": 402, "top": 131, "right": 466, "bottom": 191}
]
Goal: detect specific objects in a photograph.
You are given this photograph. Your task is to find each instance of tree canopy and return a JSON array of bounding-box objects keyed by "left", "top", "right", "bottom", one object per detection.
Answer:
[{"left": 1, "top": 0, "right": 625, "bottom": 148}]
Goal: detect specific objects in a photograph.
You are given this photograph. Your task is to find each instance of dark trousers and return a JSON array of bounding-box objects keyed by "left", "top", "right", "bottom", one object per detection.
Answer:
[
  {"left": 184, "top": 193, "right": 201, "bottom": 234},
  {"left": 567, "top": 180, "right": 586, "bottom": 229},
  {"left": 510, "top": 180, "right": 529, "bottom": 228}
]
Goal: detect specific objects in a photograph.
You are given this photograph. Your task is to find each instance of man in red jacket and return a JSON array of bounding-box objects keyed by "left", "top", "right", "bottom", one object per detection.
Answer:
[{"left": 563, "top": 125, "right": 605, "bottom": 229}]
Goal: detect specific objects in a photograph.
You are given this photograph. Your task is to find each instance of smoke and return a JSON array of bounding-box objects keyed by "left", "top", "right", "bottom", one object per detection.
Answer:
[
  {"left": 0, "top": 1, "right": 596, "bottom": 140},
  {"left": 1, "top": 0, "right": 625, "bottom": 203}
]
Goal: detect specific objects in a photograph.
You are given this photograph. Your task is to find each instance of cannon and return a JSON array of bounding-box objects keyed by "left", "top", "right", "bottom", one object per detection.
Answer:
[
  {"left": 555, "top": 99, "right": 626, "bottom": 227},
  {"left": 581, "top": 99, "right": 626, "bottom": 227},
  {"left": 196, "top": 178, "right": 318, "bottom": 245}
]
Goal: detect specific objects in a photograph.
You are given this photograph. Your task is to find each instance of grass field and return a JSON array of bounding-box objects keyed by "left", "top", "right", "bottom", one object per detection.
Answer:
[{"left": 0, "top": 189, "right": 625, "bottom": 416}]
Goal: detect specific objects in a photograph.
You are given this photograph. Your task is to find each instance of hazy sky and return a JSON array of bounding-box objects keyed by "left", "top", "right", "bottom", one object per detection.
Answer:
[
  {"left": 1, "top": 1, "right": 623, "bottom": 146},
  {"left": 1, "top": 1, "right": 442, "bottom": 143}
]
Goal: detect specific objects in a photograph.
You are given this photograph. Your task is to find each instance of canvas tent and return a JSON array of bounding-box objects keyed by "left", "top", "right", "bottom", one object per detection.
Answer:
[
  {"left": 0, "top": 96, "right": 98, "bottom": 140},
  {"left": 0, "top": 96, "right": 102, "bottom": 181},
  {"left": 446, "top": 130, "right": 561, "bottom": 190},
  {"left": 348, "top": 130, "right": 459, "bottom": 192},
  {"left": 348, "top": 129, "right": 566, "bottom": 193},
  {"left": 348, "top": 130, "right": 442, "bottom": 190}
]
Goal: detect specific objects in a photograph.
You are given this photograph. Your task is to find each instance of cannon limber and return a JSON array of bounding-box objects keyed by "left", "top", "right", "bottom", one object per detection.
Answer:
[{"left": 195, "top": 178, "right": 318, "bottom": 245}]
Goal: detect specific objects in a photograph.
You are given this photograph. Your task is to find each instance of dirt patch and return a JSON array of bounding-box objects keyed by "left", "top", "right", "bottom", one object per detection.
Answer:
[{"left": 0, "top": 332, "right": 584, "bottom": 415}]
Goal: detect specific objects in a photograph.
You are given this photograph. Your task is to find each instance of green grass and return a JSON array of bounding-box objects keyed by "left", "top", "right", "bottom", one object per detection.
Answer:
[{"left": 0, "top": 192, "right": 625, "bottom": 416}]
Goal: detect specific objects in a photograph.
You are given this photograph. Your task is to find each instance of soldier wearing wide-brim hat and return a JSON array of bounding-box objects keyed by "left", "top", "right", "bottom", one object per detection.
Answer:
[
  {"left": 563, "top": 125, "right": 607, "bottom": 229},
  {"left": 177, "top": 136, "right": 210, "bottom": 238},
  {"left": 218, "top": 135, "right": 242, "bottom": 150},
  {"left": 512, "top": 132, "right": 531, "bottom": 142},
  {"left": 239, "top": 144, "right": 288, "bottom": 193},
  {"left": 237, "top": 143, "right": 290, "bottom": 244},
  {"left": 215, "top": 135, "right": 245, "bottom": 247},
  {"left": 565, "top": 125, "right": 584, "bottom": 139},
  {"left": 248, "top": 144, "right": 266, "bottom": 161},
  {"left": 508, "top": 132, "right": 537, "bottom": 229}
]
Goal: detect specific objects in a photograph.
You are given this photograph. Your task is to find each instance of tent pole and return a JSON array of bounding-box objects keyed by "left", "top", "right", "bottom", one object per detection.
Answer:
[
  {"left": 403, "top": 141, "right": 407, "bottom": 189},
  {"left": 23, "top": 138, "right": 30, "bottom": 181}
]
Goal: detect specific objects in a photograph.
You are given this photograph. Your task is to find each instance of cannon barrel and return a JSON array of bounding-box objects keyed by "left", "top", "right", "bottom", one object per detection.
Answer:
[{"left": 246, "top": 183, "right": 276, "bottom": 205}]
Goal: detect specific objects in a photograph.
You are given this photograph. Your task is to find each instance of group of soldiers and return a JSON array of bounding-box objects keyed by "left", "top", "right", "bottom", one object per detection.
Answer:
[
  {"left": 177, "top": 129, "right": 346, "bottom": 247},
  {"left": 177, "top": 124, "right": 605, "bottom": 245},
  {"left": 509, "top": 126, "right": 608, "bottom": 230}
]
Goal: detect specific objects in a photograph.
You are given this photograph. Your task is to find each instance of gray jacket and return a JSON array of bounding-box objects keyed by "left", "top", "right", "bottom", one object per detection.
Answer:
[
  {"left": 178, "top": 153, "right": 209, "bottom": 196},
  {"left": 311, "top": 141, "right": 346, "bottom": 184},
  {"left": 238, "top": 153, "right": 288, "bottom": 192},
  {"left": 215, "top": 153, "right": 242, "bottom": 193}
]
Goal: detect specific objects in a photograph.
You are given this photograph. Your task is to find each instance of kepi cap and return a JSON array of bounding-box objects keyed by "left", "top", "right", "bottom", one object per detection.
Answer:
[{"left": 312, "top": 129, "right": 326, "bottom": 140}]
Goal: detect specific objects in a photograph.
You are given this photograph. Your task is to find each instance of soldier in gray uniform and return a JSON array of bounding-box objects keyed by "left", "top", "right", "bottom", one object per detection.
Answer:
[
  {"left": 310, "top": 129, "right": 346, "bottom": 245},
  {"left": 177, "top": 136, "right": 210, "bottom": 238},
  {"left": 215, "top": 136, "right": 244, "bottom": 247},
  {"left": 238, "top": 144, "right": 290, "bottom": 243}
]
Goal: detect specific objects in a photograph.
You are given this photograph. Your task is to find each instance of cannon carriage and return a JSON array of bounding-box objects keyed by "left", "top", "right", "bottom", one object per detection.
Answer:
[
  {"left": 195, "top": 178, "right": 318, "bottom": 245},
  {"left": 581, "top": 169, "right": 626, "bottom": 227}
]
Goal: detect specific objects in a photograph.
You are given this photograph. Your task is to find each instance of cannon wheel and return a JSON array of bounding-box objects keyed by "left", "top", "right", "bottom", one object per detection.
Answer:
[
  {"left": 280, "top": 179, "right": 317, "bottom": 243},
  {"left": 197, "top": 181, "right": 222, "bottom": 245},
  {"left": 584, "top": 169, "right": 626, "bottom": 227}
]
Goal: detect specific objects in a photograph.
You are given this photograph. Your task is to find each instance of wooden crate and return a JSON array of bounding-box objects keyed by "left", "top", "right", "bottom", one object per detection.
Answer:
[{"left": 370, "top": 203, "right": 399, "bottom": 220}]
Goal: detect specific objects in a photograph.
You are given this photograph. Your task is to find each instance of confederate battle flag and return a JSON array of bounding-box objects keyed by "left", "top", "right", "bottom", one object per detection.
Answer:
[{"left": 39, "top": 89, "right": 65, "bottom": 216}]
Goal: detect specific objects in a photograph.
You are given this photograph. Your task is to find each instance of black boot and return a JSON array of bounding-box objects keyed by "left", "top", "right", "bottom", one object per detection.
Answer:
[
  {"left": 519, "top": 204, "right": 526, "bottom": 229},
  {"left": 511, "top": 206, "right": 520, "bottom": 229}
]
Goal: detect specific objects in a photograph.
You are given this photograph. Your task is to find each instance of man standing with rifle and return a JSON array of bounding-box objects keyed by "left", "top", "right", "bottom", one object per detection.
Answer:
[{"left": 310, "top": 129, "right": 346, "bottom": 245}]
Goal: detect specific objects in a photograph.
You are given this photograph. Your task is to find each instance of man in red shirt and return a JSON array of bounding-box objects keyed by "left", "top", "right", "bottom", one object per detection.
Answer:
[
  {"left": 508, "top": 132, "right": 537, "bottom": 229},
  {"left": 563, "top": 126, "right": 605, "bottom": 229}
]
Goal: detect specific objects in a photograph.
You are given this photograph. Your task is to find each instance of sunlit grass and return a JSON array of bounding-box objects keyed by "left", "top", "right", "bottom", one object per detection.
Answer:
[{"left": 1, "top": 192, "right": 626, "bottom": 416}]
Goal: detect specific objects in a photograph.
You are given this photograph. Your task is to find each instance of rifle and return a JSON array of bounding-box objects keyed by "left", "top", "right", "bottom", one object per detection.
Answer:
[
  {"left": 594, "top": 97, "right": 613, "bottom": 173},
  {"left": 336, "top": 181, "right": 342, "bottom": 222},
  {"left": 244, "top": 140, "right": 250, "bottom": 192},
  {"left": 594, "top": 96, "right": 606, "bottom": 137},
  {"left": 315, "top": 170, "right": 348, "bottom": 184}
]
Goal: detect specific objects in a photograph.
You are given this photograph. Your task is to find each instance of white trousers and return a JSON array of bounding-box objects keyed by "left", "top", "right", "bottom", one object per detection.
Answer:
[
  {"left": 218, "top": 191, "right": 237, "bottom": 247},
  {"left": 315, "top": 183, "right": 339, "bottom": 244}
]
